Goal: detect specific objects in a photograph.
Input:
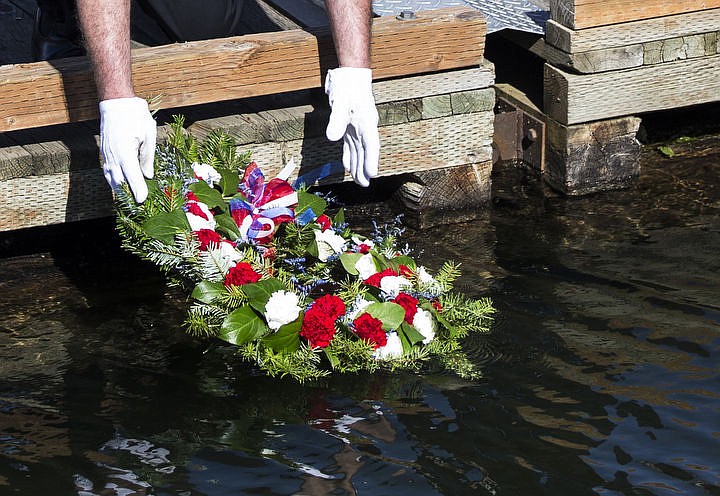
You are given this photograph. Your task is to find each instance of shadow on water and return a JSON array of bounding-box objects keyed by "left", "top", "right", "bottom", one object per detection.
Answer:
[{"left": 1, "top": 137, "right": 720, "bottom": 495}]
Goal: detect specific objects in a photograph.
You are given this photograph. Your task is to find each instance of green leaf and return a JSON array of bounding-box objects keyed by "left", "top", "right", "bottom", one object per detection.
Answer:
[
  {"left": 388, "top": 255, "right": 417, "bottom": 273},
  {"left": 214, "top": 212, "right": 241, "bottom": 240},
  {"left": 142, "top": 209, "right": 191, "bottom": 244},
  {"left": 372, "top": 251, "right": 390, "bottom": 270},
  {"left": 188, "top": 180, "right": 225, "bottom": 210},
  {"left": 324, "top": 348, "right": 340, "bottom": 369},
  {"left": 657, "top": 145, "right": 675, "bottom": 158},
  {"left": 191, "top": 280, "right": 226, "bottom": 304},
  {"left": 243, "top": 278, "right": 285, "bottom": 314},
  {"left": 397, "top": 330, "right": 412, "bottom": 354},
  {"left": 219, "top": 169, "right": 241, "bottom": 196},
  {"left": 219, "top": 305, "right": 268, "bottom": 345},
  {"left": 307, "top": 238, "right": 319, "bottom": 259},
  {"left": 263, "top": 318, "right": 301, "bottom": 353},
  {"left": 145, "top": 178, "right": 162, "bottom": 199},
  {"left": 365, "top": 302, "right": 405, "bottom": 331},
  {"left": 339, "top": 252, "right": 364, "bottom": 275},
  {"left": 333, "top": 208, "right": 345, "bottom": 226},
  {"left": 297, "top": 191, "right": 327, "bottom": 218},
  {"left": 400, "top": 322, "right": 425, "bottom": 346}
]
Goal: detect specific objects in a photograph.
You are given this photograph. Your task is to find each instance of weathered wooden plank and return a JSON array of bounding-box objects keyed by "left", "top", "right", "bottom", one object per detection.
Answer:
[
  {"left": 0, "top": 123, "right": 101, "bottom": 180},
  {"left": 246, "top": 111, "right": 495, "bottom": 184},
  {"left": 396, "top": 161, "right": 493, "bottom": 229},
  {"left": 0, "top": 133, "right": 34, "bottom": 180},
  {"left": 0, "top": 110, "right": 495, "bottom": 230},
  {"left": 0, "top": 170, "right": 113, "bottom": 231},
  {"left": 550, "top": 0, "right": 720, "bottom": 30},
  {"left": 502, "top": 28, "right": 645, "bottom": 73},
  {"left": 544, "top": 55, "right": 720, "bottom": 125},
  {"left": 644, "top": 33, "right": 720, "bottom": 64},
  {"left": 545, "top": 116, "right": 641, "bottom": 195},
  {"left": 545, "top": 9, "right": 720, "bottom": 53},
  {"left": 0, "top": 7, "right": 486, "bottom": 133},
  {"left": 543, "top": 42, "right": 644, "bottom": 72},
  {"left": 541, "top": 23, "right": 719, "bottom": 73},
  {"left": 187, "top": 88, "right": 495, "bottom": 144},
  {"left": 503, "top": 27, "right": 643, "bottom": 73},
  {"left": 373, "top": 62, "right": 495, "bottom": 104}
]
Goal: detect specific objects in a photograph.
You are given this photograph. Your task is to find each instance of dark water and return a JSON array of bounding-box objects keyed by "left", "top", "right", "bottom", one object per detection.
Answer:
[{"left": 1, "top": 141, "right": 719, "bottom": 495}]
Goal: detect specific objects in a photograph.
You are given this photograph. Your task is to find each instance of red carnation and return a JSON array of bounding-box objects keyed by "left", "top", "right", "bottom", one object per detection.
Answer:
[
  {"left": 358, "top": 243, "right": 371, "bottom": 254},
  {"left": 195, "top": 229, "right": 223, "bottom": 251},
  {"left": 393, "top": 292, "right": 419, "bottom": 324},
  {"left": 185, "top": 191, "right": 200, "bottom": 202},
  {"left": 316, "top": 214, "right": 332, "bottom": 232},
  {"left": 353, "top": 313, "right": 387, "bottom": 349},
  {"left": 312, "top": 294, "right": 346, "bottom": 319},
  {"left": 300, "top": 312, "right": 337, "bottom": 348},
  {"left": 224, "top": 262, "right": 262, "bottom": 286},
  {"left": 300, "top": 295, "right": 346, "bottom": 348},
  {"left": 364, "top": 268, "right": 397, "bottom": 287}
]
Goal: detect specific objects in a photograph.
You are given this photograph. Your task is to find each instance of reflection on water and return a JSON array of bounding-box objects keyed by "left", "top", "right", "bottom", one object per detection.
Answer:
[{"left": 1, "top": 142, "right": 719, "bottom": 495}]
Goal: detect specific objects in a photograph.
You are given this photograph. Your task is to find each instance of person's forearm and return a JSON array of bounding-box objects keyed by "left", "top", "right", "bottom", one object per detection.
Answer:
[
  {"left": 76, "top": 0, "right": 134, "bottom": 100},
  {"left": 324, "top": 0, "right": 372, "bottom": 68}
]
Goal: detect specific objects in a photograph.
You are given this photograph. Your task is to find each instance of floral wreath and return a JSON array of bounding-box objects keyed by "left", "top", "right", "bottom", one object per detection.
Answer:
[{"left": 115, "top": 117, "right": 495, "bottom": 382}]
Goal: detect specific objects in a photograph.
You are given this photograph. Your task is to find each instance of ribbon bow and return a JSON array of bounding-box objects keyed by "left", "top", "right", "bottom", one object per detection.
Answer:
[{"left": 230, "top": 162, "right": 298, "bottom": 243}]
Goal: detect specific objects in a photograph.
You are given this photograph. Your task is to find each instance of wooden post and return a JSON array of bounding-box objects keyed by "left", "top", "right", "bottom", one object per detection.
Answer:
[{"left": 544, "top": 116, "right": 642, "bottom": 195}]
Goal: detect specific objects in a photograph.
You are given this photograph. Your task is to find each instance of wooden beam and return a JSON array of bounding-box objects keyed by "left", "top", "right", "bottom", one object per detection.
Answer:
[
  {"left": 545, "top": 116, "right": 642, "bottom": 195},
  {"left": 550, "top": 0, "right": 720, "bottom": 29},
  {"left": 543, "top": 55, "right": 720, "bottom": 125},
  {"left": 0, "top": 7, "right": 486, "bottom": 133},
  {"left": 546, "top": 9, "right": 720, "bottom": 53}
]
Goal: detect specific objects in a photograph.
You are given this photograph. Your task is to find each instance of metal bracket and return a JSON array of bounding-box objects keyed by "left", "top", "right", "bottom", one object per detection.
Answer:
[{"left": 493, "top": 95, "right": 546, "bottom": 172}]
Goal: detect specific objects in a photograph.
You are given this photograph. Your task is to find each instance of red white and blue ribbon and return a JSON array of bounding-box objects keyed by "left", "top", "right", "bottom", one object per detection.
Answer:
[{"left": 230, "top": 162, "right": 298, "bottom": 243}]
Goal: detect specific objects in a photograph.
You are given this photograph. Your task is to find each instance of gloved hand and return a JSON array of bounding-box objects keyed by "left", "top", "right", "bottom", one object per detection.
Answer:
[
  {"left": 325, "top": 67, "right": 380, "bottom": 187},
  {"left": 99, "top": 96, "right": 157, "bottom": 203}
]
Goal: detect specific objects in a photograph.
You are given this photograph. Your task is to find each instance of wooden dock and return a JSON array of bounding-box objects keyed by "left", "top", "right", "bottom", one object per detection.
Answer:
[
  {"left": 505, "top": 0, "right": 720, "bottom": 194},
  {"left": 0, "top": 1, "right": 495, "bottom": 231},
  {"left": 1, "top": 0, "right": 719, "bottom": 232}
]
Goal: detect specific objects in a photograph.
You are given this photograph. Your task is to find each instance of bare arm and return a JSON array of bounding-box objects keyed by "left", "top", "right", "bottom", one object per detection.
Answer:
[
  {"left": 324, "top": 0, "right": 372, "bottom": 68},
  {"left": 76, "top": 0, "right": 134, "bottom": 100}
]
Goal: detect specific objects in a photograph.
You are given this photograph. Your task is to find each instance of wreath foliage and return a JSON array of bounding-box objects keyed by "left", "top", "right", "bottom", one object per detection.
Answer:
[{"left": 115, "top": 117, "right": 495, "bottom": 382}]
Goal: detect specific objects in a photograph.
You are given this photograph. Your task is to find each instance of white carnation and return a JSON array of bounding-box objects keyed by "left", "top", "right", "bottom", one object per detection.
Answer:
[
  {"left": 314, "top": 229, "right": 346, "bottom": 262},
  {"left": 412, "top": 308, "right": 436, "bottom": 344},
  {"left": 192, "top": 162, "right": 222, "bottom": 187},
  {"left": 354, "top": 253, "right": 377, "bottom": 280},
  {"left": 374, "top": 332, "right": 403, "bottom": 360},
  {"left": 379, "top": 276, "right": 412, "bottom": 298},
  {"left": 185, "top": 201, "right": 216, "bottom": 231},
  {"left": 264, "top": 290, "right": 301, "bottom": 330}
]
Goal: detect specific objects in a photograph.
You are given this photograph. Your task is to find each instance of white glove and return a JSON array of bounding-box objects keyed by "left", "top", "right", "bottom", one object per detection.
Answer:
[
  {"left": 99, "top": 97, "right": 157, "bottom": 203},
  {"left": 325, "top": 67, "right": 380, "bottom": 187}
]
